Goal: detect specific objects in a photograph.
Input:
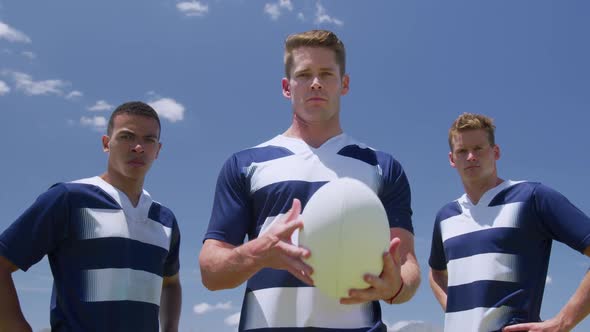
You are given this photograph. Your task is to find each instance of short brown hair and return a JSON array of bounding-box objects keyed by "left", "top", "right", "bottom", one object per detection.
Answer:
[
  {"left": 284, "top": 29, "right": 346, "bottom": 78},
  {"left": 448, "top": 113, "right": 496, "bottom": 150}
]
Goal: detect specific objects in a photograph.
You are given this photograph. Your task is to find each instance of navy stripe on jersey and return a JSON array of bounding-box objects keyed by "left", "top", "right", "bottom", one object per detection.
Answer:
[
  {"left": 62, "top": 183, "right": 121, "bottom": 210},
  {"left": 246, "top": 269, "right": 309, "bottom": 291},
  {"left": 51, "top": 300, "right": 159, "bottom": 332},
  {"left": 71, "top": 238, "right": 168, "bottom": 275},
  {"left": 489, "top": 182, "right": 537, "bottom": 207},
  {"left": 443, "top": 227, "right": 530, "bottom": 261},
  {"left": 446, "top": 280, "right": 527, "bottom": 313},
  {"left": 436, "top": 201, "right": 462, "bottom": 222},
  {"left": 337, "top": 145, "right": 379, "bottom": 166},
  {"left": 239, "top": 145, "right": 295, "bottom": 164},
  {"left": 148, "top": 202, "right": 176, "bottom": 228}
]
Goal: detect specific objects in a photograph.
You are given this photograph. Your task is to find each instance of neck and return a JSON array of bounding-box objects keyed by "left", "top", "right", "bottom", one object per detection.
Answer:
[
  {"left": 100, "top": 170, "right": 144, "bottom": 207},
  {"left": 284, "top": 114, "right": 343, "bottom": 148},
  {"left": 463, "top": 176, "right": 504, "bottom": 205}
]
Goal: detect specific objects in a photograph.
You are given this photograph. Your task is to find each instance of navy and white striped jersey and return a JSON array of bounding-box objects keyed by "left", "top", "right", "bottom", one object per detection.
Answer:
[
  {"left": 0, "top": 176, "right": 180, "bottom": 332},
  {"left": 429, "top": 180, "right": 590, "bottom": 332},
  {"left": 205, "top": 133, "right": 413, "bottom": 331}
]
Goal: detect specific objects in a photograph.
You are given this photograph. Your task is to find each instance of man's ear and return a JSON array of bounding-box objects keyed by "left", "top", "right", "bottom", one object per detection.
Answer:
[
  {"left": 102, "top": 135, "right": 110, "bottom": 152},
  {"left": 282, "top": 78, "right": 291, "bottom": 99},
  {"left": 449, "top": 151, "right": 457, "bottom": 168},
  {"left": 341, "top": 74, "right": 350, "bottom": 95},
  {"left": 493, "top": 144, "right": 501, "bottom": 161},
  {"left": 155, "top": 142, "right": 162, "bottom": 159}
]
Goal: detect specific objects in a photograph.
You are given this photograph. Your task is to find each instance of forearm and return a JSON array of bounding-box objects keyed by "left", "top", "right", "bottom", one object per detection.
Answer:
[
  {"left": 160, "top": 279, "right": 182, "bottom": 332},
  {"left": 0, "top": 271, "right": 32, "bottom": 332},
  {"left": 391, "top": 254, "right": 420, "bottom": 304},
  {"left": 199, "top": 237, "right": 272, "bottom": 290},
  {"left": 429, "top": 269, "right": 448, "bottom": 311},
  {"left": 553, "top": 270, "right": 590, "bottom": 330}
]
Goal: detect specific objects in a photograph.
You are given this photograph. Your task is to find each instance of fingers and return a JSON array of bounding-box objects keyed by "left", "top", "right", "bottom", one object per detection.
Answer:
[
  {"left": 283, "top": 198, "right": 302, "bottom": 223},
  {"left": 277, "top": 240, "right": 310, "bottom": 259},
  {"left": 502, "top": 323, "right": 533, "bottom": 331},
  {"left": 284, "top": 256, "right": 314, "bottom": 285}
]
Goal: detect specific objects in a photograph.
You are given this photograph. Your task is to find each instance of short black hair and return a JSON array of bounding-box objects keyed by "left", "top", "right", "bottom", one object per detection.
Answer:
[{"left": 107, "top": 101, "right": 161, "bottom": 137}]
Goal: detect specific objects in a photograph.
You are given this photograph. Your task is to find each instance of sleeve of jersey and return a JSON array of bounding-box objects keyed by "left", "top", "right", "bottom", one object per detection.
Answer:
[
  {"left": 204, "top": 154, "right": 251, "bottom": 246},
  {"left": 164, "top": 219, "right": 181, "bottom": 277},
  {"left": 378, "top": 155, "right": 414, "bottom": 233},
  {"left": 534, "top": 184, "right": 590, "bottom": 253},
  {"left": 0, "top": 184, "right": 69, "bottom": 271},
  {"left": 429, "top": 217, "right": 447, "bottom": 270}
]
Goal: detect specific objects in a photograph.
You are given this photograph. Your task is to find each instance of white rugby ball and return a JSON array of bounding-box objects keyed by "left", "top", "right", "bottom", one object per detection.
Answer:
[{"left": 299, "top": 177, "right": 390, "bottom": 299}]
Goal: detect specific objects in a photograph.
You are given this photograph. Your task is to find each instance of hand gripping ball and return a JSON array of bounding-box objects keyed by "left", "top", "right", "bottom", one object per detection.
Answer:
[{"left": 299, "top": 177, "right": 390, "bottom": 299}]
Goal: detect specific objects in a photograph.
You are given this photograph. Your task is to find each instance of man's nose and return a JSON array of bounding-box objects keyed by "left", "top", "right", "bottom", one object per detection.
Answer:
[
  {"left": 311, "top": 77, "right": 322, "bottom": 90},
  {"left": 132, "top": 143, "right": 145, "bottom": 153}
]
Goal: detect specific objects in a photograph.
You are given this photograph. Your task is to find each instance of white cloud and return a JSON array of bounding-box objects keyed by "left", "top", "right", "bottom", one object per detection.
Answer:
[
  {"left": 149, "top": 97, "right": 185, "bottom": 123},
  {"left": 0, "top": 80, "right": 10, "bottom": 95},
  {"left": 88, "top": 100, "right": 113, "bottom": 112},
  {"left": 224, "top": 312, "right": 240, "bottom": 326},
  {"left": 388, "top": 321, "right": 443, "bottom": 332},
  {"left": 264, "top": 0, "right": 293, "bottom": 20},
  {"left": 546, "top": 275, "right": 552, "bottom": 285},
  {"left": 0, "top": 21, "right": 31, "bottom": 43},
  {"left": 193, "top": 301, "right": 232, "bottom": 314},
  {"left": 264, "top": 3, "right": 281, "bottom": 20},
  {"left": 177, "top": 1, "right": 209, "bottom": 17},
  {"left": 21, "top": 51, "right": 36, "bottom": 59},
  {"left": 314, "top": 2, "right": 343, "bottom": 26},
  {"left": 65, "top": 90, "right": 83, "bottom": 100},
  {"left": 80, "top": 116, "right": 107, "bottom": 131},
  {"left": 10, "top": 71, "right": 68, "bottom": 96},
  {"left": 297, "top": 12, "right": 305, "bottom": 21}
]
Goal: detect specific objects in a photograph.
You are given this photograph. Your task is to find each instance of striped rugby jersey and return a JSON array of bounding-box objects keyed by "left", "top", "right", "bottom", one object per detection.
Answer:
[
  {"left": 0, "top": 176, "right": 180, "bottom": 332},
  {"left": 429, "top": 180, "right": 590, "bottom": 332},
  {"left": 205, "top": 133, "right": 413, "bottom": 331}
]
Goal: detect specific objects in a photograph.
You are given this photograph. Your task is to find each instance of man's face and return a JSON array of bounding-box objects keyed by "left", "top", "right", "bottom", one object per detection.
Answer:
[
  {"left": 449, "top": 129, "right": 500, "bottom": 183},
  {"left": 103, "top": 113, "right": 161, "bottom": 182},
  {"left": 282, "top": 46, "right": 349, "bottom": 125}
]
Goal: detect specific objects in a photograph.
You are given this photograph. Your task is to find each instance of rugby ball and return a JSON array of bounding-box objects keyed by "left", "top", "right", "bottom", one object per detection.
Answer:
[{"left": 299, "top": 177, "right": 390, "bottom": 298}]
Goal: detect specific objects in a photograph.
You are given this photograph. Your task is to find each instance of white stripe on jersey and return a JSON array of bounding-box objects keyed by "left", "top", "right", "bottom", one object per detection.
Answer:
[
  {"left": 444, "top": 305, "right": 513, "bottom": 332},
  {"left": 78, "top": 208, "right": 172, "bottom": 250},
  {"left": 440, "top": 202, "right": 524, "bottom": 241},
  {"left": 82, "top": 268, "right": 162, "bottom": 305},
  {"left": 247, "top": 135, "right": 382, "bottom": 194},
  {"left": 447, "top": 252, "right": 519, "bottom": 287},
  {"left": 242, "top": 287, "right": 373, "bottom": 330}
]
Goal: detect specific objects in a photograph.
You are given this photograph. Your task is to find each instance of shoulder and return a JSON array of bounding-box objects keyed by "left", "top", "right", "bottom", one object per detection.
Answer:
[
  {"left": 225, "top": 136, "right": 297, "bottom": 168},
  {"left": 489, "top": 180, "right": 542, "bottom": 206},
  {"left": 338, "top": 136, "right": 404, "bottom": 170},
  {"left": 435, "top": 200, "right": 462, "bottom": 223},
  {"left": 148, "top": 201, "right": 177, "bottom": 228}
]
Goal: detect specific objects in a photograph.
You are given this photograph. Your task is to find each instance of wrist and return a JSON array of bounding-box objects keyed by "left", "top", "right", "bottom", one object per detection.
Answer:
[{"left": 385, "top": 276, "right": 404, "bottom": 304}]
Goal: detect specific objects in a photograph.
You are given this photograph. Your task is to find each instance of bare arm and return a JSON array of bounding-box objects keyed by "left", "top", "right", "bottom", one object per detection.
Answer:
[
  {"left": 340, "top": 227, "right": 421, "bottom": 305},
  {"left": 503, "top": 246, "right": 590, "bottom": 332},
  {"left": 160, "top": 273, "right": 181, "bottom": 332},
  {"left": 429, "top": 268, "right": 448, "bottom": 311},
  {"left": 0, "top": 255, "right": 32, "bottom": 332},
  {"left": 385, "top": 227, "right": 421, "bottom": 304},
  {"left": 199, "top": 199, "right": 313, "bottom": 291}
]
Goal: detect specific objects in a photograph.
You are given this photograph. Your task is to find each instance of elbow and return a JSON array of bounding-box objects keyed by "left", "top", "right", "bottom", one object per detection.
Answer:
[{"left": 200, "top": 269, "right": 237, "bottom": 291}]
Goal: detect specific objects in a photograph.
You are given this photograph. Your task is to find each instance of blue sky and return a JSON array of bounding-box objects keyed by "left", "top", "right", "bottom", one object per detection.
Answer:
[{"left": 1, "top": 1, "right": 589, "bottom": 331}]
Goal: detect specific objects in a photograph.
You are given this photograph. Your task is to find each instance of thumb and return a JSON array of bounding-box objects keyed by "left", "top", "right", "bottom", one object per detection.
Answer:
[{"left": 388, "top": 237, "right": 402, "bottom": 266}]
